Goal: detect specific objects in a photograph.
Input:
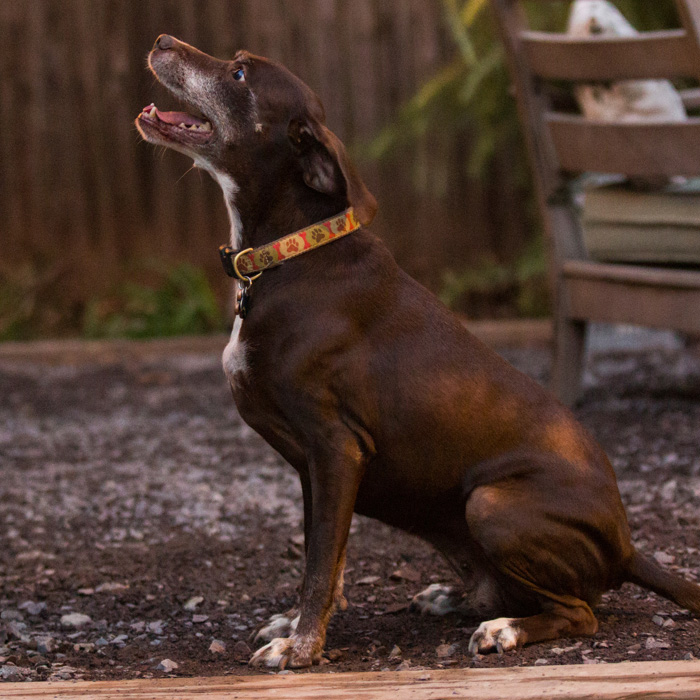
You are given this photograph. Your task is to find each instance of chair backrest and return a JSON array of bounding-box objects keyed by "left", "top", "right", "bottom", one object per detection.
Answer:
[{"left": 491, "top": 0, "right": 700, "bottom": 200}]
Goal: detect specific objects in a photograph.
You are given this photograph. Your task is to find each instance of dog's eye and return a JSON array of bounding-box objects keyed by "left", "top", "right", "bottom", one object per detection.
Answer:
[{"left": 233, "top": 67, "right": 245, "bottom": 82}]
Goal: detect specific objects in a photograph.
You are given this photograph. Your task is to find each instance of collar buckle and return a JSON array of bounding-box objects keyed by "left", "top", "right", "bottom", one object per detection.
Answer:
[{"left": 218, "top": 245, "right": 237, "bottom": 278}]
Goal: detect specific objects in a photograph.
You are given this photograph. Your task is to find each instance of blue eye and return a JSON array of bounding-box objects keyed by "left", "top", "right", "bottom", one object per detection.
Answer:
[{"left": 233, "top": 67, "right": 245, "bottom": 82}]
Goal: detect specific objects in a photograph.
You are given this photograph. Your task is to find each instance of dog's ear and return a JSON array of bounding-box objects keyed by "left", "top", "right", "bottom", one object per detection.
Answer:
[{"left": 288, "top": 118, "right": 377, "bottom": 227}]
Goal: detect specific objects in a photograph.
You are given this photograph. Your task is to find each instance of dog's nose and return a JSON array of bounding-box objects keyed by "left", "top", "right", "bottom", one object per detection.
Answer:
[{"left": 155, "top": 34, "right": 176, "bottom": 51}]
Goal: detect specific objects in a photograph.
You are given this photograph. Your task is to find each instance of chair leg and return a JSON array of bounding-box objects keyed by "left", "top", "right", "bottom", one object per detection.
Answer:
[{"left": 551, "top": 316, "right": 587, "bottom": 406}]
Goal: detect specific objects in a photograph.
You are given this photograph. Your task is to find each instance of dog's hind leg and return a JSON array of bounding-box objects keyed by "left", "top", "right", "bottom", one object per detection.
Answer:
[
  {"left": 462, "top": 456, "right": 629, "bottom": 654},
  {"left": 468, "top": 600, "right": 598, "bottom": 654}
]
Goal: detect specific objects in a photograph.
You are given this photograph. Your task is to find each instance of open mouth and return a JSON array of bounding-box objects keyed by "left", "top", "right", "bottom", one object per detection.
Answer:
[{"left": 137, "top": 103, "right": 214, "bottom": 146}]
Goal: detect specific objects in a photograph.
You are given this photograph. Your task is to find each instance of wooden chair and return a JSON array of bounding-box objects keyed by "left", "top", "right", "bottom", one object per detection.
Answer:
[{"left": 490, "top": 0, "right": 700, "bottom": 405}]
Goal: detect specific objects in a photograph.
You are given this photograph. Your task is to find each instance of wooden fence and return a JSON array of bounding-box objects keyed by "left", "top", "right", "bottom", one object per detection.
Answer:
[{"left": 0, "top": 0, "right": 531, "bottom": 332}]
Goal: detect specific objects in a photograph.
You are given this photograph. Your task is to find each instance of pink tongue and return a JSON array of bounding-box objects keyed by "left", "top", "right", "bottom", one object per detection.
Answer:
[{"left": 155, "top": 108, "right": 206, "bottom": 127}]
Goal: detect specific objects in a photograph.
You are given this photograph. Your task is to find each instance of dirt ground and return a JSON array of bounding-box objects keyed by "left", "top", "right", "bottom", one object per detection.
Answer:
[{"left": 1, "top": 340, "right": 699, "bottom": 682}]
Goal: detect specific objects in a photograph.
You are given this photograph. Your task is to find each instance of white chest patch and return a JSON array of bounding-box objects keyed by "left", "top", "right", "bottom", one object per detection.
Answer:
[
  {"left": 212, "top": 170, "right": 243, "bottom": 249},
  {"left": 194, "top": 159, "right": 243, "bottom": 249},
  {"left": 222, "top": 315, "right": 247, "bottom": 383}
]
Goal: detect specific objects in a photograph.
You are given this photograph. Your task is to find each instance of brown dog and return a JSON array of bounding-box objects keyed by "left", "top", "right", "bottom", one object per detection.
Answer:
[{"left": 136, "top": 35, "right": 700, "bottom": 669}]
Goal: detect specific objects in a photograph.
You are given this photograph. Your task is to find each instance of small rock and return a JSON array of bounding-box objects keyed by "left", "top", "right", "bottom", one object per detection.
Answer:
[
  {"left": 663, "top": 618, "right": 676, "bottom": 629},
  {"left": 95, "top": 582, "right": 129, "bottom": 593},
  {"left": 0, "top": 610, "right": 23, "bottom": 622},
  {"left": 652, "top": 615, "right": 665, "bottom": 627},
  {"left": 95, "top": 637, "right": 110, "bottom": 647},
  {"left": 18, "top": 601, "right": 46, "bottom": 616},
  {"left": 278, "top": 669, "right": 294, "bottom": 675},
  {"left": 184, "top": 596, "right": 204, "bottom": 611},
  {"left": 61, "top": 613, "right": 92, "bottom": 628},
  {"left": 417, "top": 673, "right": 432, "bottom": 681},
  {"left": 628, "top": 644, "right": 642, "bottom": 653},
  {"left": 388, "top": 645, "right": 402, "bottom": 661},
  {"left": 395, "top": 660, "right": 412, "bottom": 671},
  {"left": 550, "top": 642, "right": 582, "bottom": 655},
  {"left": 684, "top": 652, "right": 697, "bottom": 660},
  {"left": 209, "top": 639, "right": 226, "bottom": 654},
  {"left": 389, "top": 566, "right": 421, "bottom": 583},
  {"left": 130, "top": 621, "right": 146, "bottom": 633},
  {"left": 77, "top": 588, "right": 94, "bottom": 596},
  {"left": 54, "top": 666, "right": 78, "bottom": 679},
  {"left": 661, "top": 479, "right": 677, "bottom": 501},
  {"left": 534, "top": 658, "right": 550, "bottom": 665},
  {"left": 653, "top": 551, "right": 675, "bottom": 566},
  {"left": 147, "top": 620, "right": 166, "bottom": 635},
  {"left": 357, "top": 576, "right": 381, "bottom": 586},
  {"left": 435, "top": 643, "right": 459, "bottom": 658},
  {"left": 645, "top": 637, "right": 671, "bottom": 650},
  {"left": 6, "top": 621, "right": 29, "bottom": 642},
  {"left": 73, "top": 643, "right": 95, "bottom": 653},
  {"left": 155, "top": 658, "right": 179, "bottom": 673},
  {"left": 111, "top": 634, "right": 128, "bottom": 646},
  {"left": 0, "top": 665, "right": 23, "bottom": 681},
  {"left": 326, "top": 648, "right": 344, "bottom": 662},
  {"left": 36, "top": 636, "right": 56, "bottom": 654},
  {"left": 192, "top": 614, "right": 209, "bottom": 624}
]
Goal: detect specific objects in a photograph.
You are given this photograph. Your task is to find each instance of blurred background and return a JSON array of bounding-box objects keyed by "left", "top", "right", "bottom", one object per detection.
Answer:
[{"left": 0, "top": 0, "right": 677, "bottom": 340}]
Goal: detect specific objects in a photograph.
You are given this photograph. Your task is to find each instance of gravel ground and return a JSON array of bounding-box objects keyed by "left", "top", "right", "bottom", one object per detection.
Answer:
[{"left": 1, "top": 341, "right": 700, "bottom": 682}]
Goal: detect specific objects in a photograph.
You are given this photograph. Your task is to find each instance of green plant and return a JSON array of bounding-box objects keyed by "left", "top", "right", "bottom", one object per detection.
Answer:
[
  {"left": 83, "top": 262, "right": 224, "bottom": 339},
  {"left": 368, "top": 0, "right": 678, "bottom": 179},
  {"left": 439, "top": 236, "right": 550, "bottom": 317}
]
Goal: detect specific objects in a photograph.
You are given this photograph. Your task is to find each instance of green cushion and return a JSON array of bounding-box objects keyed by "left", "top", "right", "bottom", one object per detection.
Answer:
[{"left": 581, "top": 180, "right": 700, "bottom": 264}]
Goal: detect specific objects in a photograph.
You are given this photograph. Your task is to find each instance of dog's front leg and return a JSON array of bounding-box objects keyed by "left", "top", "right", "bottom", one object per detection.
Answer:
[{"left": 249, "top": 437, "right": 364, "bottom": 669}]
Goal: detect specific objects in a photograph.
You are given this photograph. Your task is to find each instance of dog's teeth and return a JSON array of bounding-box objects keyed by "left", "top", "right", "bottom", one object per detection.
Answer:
[
  {"left": 201, "top": 122, "right": 212, "bottom": 132},
  {"left": 188, "top": 125, "right": 199, "bottom": 130},
  {"left": 178, "top": 122, "right": 187, "bottom": 128}
]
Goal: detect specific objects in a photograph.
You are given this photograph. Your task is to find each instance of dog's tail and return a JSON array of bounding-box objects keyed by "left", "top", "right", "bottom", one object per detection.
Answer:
[{"left": 625, "top": 549, "right": 700, "bottom": 614}]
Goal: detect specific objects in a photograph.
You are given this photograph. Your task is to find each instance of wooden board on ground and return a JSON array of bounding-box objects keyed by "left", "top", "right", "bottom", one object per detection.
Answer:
[{"left": 3, "top": 660, "right": 700, "bottom": 700}]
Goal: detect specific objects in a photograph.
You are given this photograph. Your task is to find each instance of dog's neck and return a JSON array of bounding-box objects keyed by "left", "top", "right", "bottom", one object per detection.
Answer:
[{"left": 207, "top": 165, "right": 348, "bottom": 252}]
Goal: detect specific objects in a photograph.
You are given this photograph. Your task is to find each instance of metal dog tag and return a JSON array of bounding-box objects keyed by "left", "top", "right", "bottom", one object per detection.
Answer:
[{"left": 235, "top": 285, "right": 251, "bottom": 319}]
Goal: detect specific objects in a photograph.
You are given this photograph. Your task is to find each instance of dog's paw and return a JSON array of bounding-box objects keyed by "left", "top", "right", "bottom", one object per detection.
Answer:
[
  {"left": 251, "top": 611, "right": 300, "bottom": 645},
  {"left": 249, "top": 637, "right": 296, "bottom": 669},
  {"left": 409, "top": 584, "right": 458, "bottom": 616},
  {"left": 248, "top": 636, "right": 320, "bottom": 670},
  {"left": 468, "top": 617, "right": 523, "bottom": 655}
]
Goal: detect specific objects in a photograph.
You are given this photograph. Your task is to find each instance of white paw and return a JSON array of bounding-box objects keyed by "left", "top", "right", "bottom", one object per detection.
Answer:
[
  {"left": 252, "top": 612, "right": 300, "bottom": 645},
  {"left": 249, "top": 637, "right": 295, "bottom": 669},
  {"left": 410, "top": 584, "right": 458, "bottom": 616},
  {"left": 468, "top": 617, "right": 522, "bottom": 655}
]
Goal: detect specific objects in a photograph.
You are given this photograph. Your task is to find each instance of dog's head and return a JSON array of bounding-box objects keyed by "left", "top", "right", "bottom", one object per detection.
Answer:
[{"left": 136, "top": 35, "right": 377, "bottom": 226}]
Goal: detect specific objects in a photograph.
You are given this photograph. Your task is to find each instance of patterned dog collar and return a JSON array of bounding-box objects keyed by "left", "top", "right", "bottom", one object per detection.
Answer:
[{"left": 219, "top": 208, "right": 361, "bottom": 281}]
